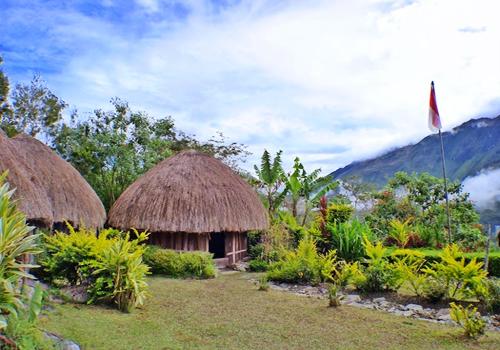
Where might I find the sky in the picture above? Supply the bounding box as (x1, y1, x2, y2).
(1, 0, 500, 175)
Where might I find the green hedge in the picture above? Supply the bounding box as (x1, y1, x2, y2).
(387, 248, 500, 277)
(143, 246, 216, 279)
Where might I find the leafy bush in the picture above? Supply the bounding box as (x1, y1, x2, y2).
(258, 275, 269, 291)
(248, 259, 269, 272)
(326, 203, 353, 225)
(0, 172, 51, 348)
(327, 284, 343, 307)
(89, 234, 150, 313)
(143, 246, 216, 279)
(478, 278, 500, 313)
(354, 239, 398, 293)
(267, 237, 338, 285)
(422, 277, 447, 303)
(449, 302, 485, 339)
(40, 225, 116, 285)
(423, 244, 488, 300)
(453, 224, 486, 251)
(391, 249, 427, 296)
(388, 219, 412, 248)
(323, 220, 372, 262)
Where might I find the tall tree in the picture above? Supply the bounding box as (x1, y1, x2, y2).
(55, 99, 248, 210)
(254, 150, 287, 219)
(1, 74, 67, 138)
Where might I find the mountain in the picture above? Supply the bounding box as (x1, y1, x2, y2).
(329, 115, 500, 186)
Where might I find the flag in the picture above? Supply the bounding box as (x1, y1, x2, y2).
(428, 81, 442, 132)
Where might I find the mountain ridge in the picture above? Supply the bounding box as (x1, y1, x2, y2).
(329, 115, 500, 186)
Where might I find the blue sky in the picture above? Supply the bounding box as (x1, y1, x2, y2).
(1, 0, 499, 174)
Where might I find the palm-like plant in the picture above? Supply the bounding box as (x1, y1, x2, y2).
(0, 171, 40, 330)
(388, 219, 412, 248)
(254, 150, 287, 218)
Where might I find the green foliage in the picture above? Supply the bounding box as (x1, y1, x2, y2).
(248, 259, 269, 272)
(89, 234, 150, 313)
(54, 100, 248, 210)
(0, 172, 41, 333)
(422, 277, 447, 303)
(0, 73, 67, 138)
(391, 250, 427, 296)
(277, 211, 307, 246)
(422, 244, 488, 300)
(365, 172, 481, 248)
(453, 224, 486, 251)
(388, 219, 412, 248)
(327, 283, 343, 307)
(478, 278, 500, 313)
(449, 302, 485, 339)
(142, 246, 216, 279)
(40, 225, 116, 285)
(258, 275, 269, 291)
(326, 203, 353, 225)
(354, 238, 398, 292)
(322, 220, 372, 261)
(253, 150, 287, 218)
(267, 237, 338, 285)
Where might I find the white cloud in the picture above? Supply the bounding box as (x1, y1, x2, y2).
(463, 168, 500, 209)
(8, 0, 500, 174)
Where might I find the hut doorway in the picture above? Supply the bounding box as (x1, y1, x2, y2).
(209, 233, 225, 258)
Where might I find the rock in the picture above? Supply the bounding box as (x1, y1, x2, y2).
(60, 340, 81, 350)
(60, 285, 89, 304)
(373, 297, 386, 303)
(343, 294, 361, 304)
(405, 304, 423, 312)
(436, 308, 451, 319)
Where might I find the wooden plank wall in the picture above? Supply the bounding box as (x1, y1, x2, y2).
(149, 232, 209, 251)
(148, 231, 248, 264)
(225, 232, 248, 264)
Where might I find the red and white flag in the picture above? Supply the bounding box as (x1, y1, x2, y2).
(428, 81, 442, 132)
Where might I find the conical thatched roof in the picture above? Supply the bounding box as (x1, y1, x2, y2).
(108, 150, 268, 233)
(0, 132, 106, 228)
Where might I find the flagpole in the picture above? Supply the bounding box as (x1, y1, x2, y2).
(438, 128, 452, 244)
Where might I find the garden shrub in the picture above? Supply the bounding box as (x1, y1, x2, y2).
(453, 224, 486, 251)
(478, 278, 500, 313)
(422, 277, 447, 303)
(248, 259, 269, 272)
(422, 244, 488, 300)
(89, 234, 150, 313)
(40, 225, 116, 285)
(143, 246, 216, 279)
(267, 237, 338, 285)
(323, 219, 373, 262)
(388, 219, 412, 248)
(354, 239, 399, 293)
(327, 283, 343, 307)
(449, 302, 485, 339)
(326, 203, 353, 225)
(0, 172, 52, 349)
(391, 249, 427, 296)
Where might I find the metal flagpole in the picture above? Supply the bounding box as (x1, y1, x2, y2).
(438, 129, 452, 244)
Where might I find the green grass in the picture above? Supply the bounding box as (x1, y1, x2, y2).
(41, 273, 500, 350)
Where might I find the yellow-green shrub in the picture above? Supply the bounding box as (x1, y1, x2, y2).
(449, 302, 485, 339)
(267, 237, 338, 285)
(143, 246, 216, 279)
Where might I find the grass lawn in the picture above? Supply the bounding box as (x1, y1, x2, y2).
(41, 273, 500, 350)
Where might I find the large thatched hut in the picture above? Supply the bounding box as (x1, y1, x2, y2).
(0, 131, 106, 229)
(108, 150, 268, 264)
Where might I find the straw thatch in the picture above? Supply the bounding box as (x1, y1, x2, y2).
(108, 150, 268, 233)
(0, 132, 106, 228)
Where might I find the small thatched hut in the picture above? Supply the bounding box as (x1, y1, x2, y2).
(0, 132, 106, 229)
(108, 150, 268, 264)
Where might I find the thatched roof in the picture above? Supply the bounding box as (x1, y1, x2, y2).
(108, 150, 268, 233)
(0, 132, 106, 228)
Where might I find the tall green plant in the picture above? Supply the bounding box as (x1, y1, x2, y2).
(324, 220, 372, 261)
(254, 150, 287, 218)
(90, 233, 150, 313)
(0, 171, 40, 331)
(388, 219, 412, 248)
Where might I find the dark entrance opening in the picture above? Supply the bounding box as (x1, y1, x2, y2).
(209, 233, 225, 258)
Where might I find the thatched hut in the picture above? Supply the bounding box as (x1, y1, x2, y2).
(0, 132, 106, 229)
(108, 150, 268, 264)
